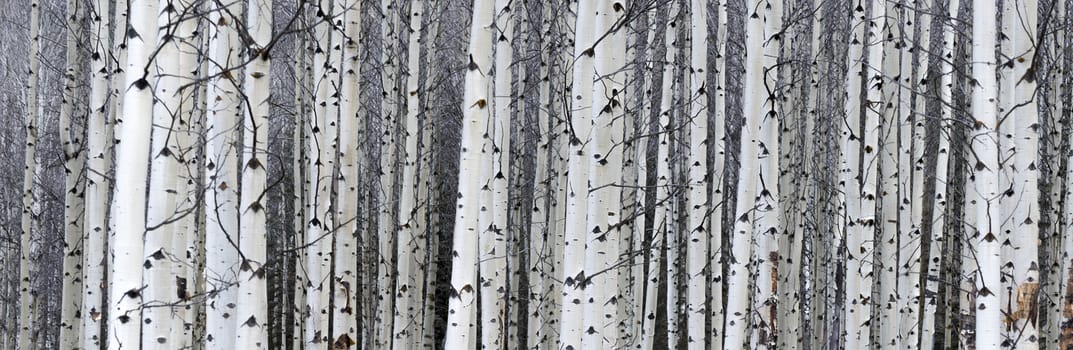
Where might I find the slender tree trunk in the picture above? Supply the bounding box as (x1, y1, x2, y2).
(82, 0, 114, 346)
(306, 0, 336, 345)
(685, 0, 709, 346)
(203, 0, 242, 347)
(710, 0, 728, 347)
(557, 0, 597, 347)
(1008, 1, 1039, 348)
(108, 0, 159, 347)
(376, 1, 400, 346)
(876, 0, 902, 345)
(527, 1, 556, 346)
(752, 1, 781, 347)
(58, 0, 87, 345)
(18, 0, 42, 347)
(332, 1, 362, 348)
(393, 0, 426, 347)
(971, 0, 1001, 346)
(725, 0, 766, 346)
(580, 0, 626, 347)
(444, 0, 495, 346)
(234, 0, 272, 347)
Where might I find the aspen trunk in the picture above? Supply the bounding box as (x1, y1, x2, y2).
(58, 0, 86, 345)
(444, 0, 495, 346)
(82, 0, 113, 346)
(235, 0, 272, 347)
(332, 1, 362, 348)
(710, 0, 728, 346)
(18, 0, 41, 347)
(685, 0, 709, 346)
(376, 1, 400, 346)
(109, 0, 159, 347)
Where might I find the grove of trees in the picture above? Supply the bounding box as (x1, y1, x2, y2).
(2, 0, 1072, 349)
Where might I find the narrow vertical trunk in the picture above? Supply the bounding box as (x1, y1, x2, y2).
(877, 0, 903, 345)
(971, 0, 1002, 347)
(580, 0, 626, 347)
(376, 1, 400, 346)
(1008, 1, 1039, 348)
(527, 1, 555, 346)
(234, 0, 272, 347)
(752, 1, 782, 347)
(82, 0, 113, 346)
(685, 0, 709, 347)
(203, 0, 241, 348)
(654, 5, 681, 347)
(291, 23, 309, 348)
(906, 2, 933, 349)
(393, 0, 425, 347)
(923, 1, 958, 348)
(108, 0, 159, 347)
(58, 0, 87, 345)
(305, 0, 336, 345)
(333, 1, 362, 348)
(557, 0, 597, 347)
(839, 1, 869, 347)
(710, 0, 728, 346)
(724, 0, 766, 346)
(18, 0, 41, 347)
(444, 0, 495, 346)
(478, 0, 513, 347)
(142, 0, 197, 345)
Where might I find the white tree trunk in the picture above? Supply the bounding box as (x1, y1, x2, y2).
(557, 0, 597, 348)
(903, 2, 932, 348)
(108, 0, 158, 347)
(18, 0, 41, 347)
(332, 0, 362, 349)
(725, 0, 765, 346)
(1008, 1, 1039, 348)
(305, 0, 336, 346)
(839, 1, 868, 347)
(82, 0, 113, 346)
(58, 0, 86, 345)
(478, 0, 513, 346)
(877, 0, 901, 345)
(922, 2, 957, 348)
(444, 0, 495, 346)
(203, 1, 242, 348)
(376, 1, 400, 346)
(527, 1, 556, 346)
(142, 0, 197, 346)
(710, 0, 728, 346)
(752, 1, 781, 347)
(971, 0, 1002, 346)
(234, 0, 272, 347)
(686, 0, 709, 347)
(393, 0, 425, 347)
(581, 0, 626, 347)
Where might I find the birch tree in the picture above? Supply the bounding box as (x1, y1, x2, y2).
(971, 0, 1002, 347)
(58, 0, 86, 345)
(82, 0, 113, 346)
(108, 0, 159, 347)
(18, 0, 42, 347)
(334, 0, 362, 348)
(203, 0, 242, 347)
(444, 0, 495, 346)
(685, 0, 710, 346)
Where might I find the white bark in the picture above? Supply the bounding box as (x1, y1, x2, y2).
(376, 1, 400, 346)
(527, 1, 556, 346)
(877, 0, 901, 345)
(18, 0, 41, 347)
(752, 1, 781, 347)
(478, 0, 513, 346)
(686, 0, 709, 347)
(235, 0, 272, 347)
(305, 0, 336, 345)
(393, 0, 425, 347)
(444, 0, 495, 346)
(109, 0, 158, 347)
(1008, 1, 1039, 348)
(203, 1, 242, 348)
(82, 0, 113, 346)
(59, 0, 86, 345)
(710, 0, 728, 346)
(971, 0, 1002, 347)
(922, 2, 957, 348)
(333, 0, 362, 348)
(557, 0, 597, 348)
(725, 0, 765, 346)
(839, 1, 867, 347)
(142, 0, 197, 346)
(903, 1, 931, 348)
(581, 0, 626, 347)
